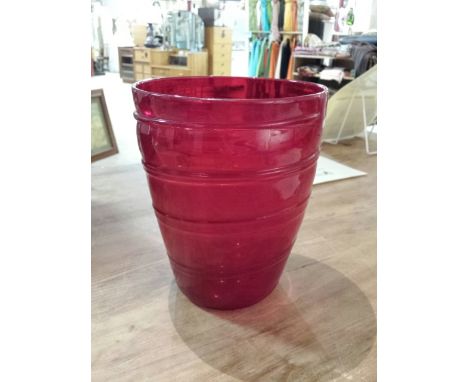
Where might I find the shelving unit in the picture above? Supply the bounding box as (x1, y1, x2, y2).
(133, 47, 208, 80)
(293, 53, 355, 91)
(293, 71, 354, 81)
(205, 27, 232, 76)
(246, 0, 361, 85)
(247, 0, 311, 78)
(118, 47, 134, 83)
(248, 0, 310, 42)
(293, 54, 352, 60)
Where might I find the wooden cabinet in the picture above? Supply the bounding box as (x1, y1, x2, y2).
(151, 66, 190, 77)
(133, 47, 152, 81)
(118, 47, 134, 83)
(133, 48, 208, 80)
(134, 48, 151, 62)
(205, 27, 232, 76)
(206, 27, 232, 45)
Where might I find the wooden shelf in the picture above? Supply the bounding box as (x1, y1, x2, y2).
(151, 64, 191, 71)
(133, 48, 208, 80)
(294, 54, 352, 60)
(293, 71, 354, 81)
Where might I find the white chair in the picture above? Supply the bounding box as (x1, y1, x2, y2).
(321, 65, 377, 155)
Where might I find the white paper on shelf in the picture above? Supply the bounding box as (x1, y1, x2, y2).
(319, 68, 344, 83)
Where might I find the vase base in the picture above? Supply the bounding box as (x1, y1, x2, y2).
(170, 256, 288, 310)
(177, 280, 280, 310)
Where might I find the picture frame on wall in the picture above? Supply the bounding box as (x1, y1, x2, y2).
(91, 89, 118, 162)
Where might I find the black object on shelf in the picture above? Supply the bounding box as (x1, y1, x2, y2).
(93, 57, 109, 76)
(169, 55, 188, 66)
(198, 7, 221, 27)
(339, 34, 377, 47)
(144, 23, 163, 48)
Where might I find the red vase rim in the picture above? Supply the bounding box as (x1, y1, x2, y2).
(132, 76, 328, 104)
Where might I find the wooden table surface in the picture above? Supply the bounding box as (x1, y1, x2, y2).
(92, 138, 376, 382)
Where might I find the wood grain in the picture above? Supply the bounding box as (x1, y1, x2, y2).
(92, 138, 376, 382)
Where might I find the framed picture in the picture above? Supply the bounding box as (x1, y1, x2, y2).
(91, 89, 118, 162)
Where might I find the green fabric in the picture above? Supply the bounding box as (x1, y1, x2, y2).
(267, 0, 273, 26)
(264, 41, 273, 78)
(256, 39, 267, 77)
(249, 0, 258, 31)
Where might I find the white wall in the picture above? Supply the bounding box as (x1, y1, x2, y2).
(351, 0, 377, 32)
(325, 0, 377, 33)
(369, 0, 377, 30)
(101, 0, 200, 24)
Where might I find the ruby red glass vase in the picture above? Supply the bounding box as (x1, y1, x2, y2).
(132, 76, 328, 309)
